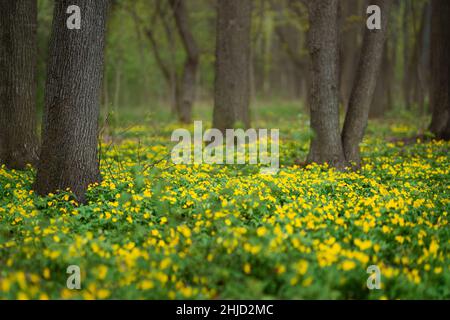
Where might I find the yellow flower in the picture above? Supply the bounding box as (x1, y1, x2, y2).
(160, 258, 171, 269)
(17, 292, 29, 300)
(39, 293, 49, 300)
(354, 239, 372, 251)
(276, 264, 286, 275)
(395, 236, 405, 244)
(97, 265, 108, 280)
(1, 279, 11, 292)
(302, 277, 313, 287)
(178, 225, 191, 238)
(139, 280, 154, 290)
(43, 268, 51, 280)
(97, 289, 110, 299)
(429, 240, 439, 256)
(341, 260, 356, 271)
(296, 260, 309, 275)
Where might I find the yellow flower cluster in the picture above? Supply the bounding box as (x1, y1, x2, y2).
(0, 120, 448, 299)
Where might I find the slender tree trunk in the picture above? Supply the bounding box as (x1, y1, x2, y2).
(271, 0, 308, 103)
(339, 0, 363, 110)
(342, 0, 392, 167)
(130, 3, 152, 106)
(213, 0, 252, 131)
(417, 2, 431, 116)
(429, 0, 450, 138)
(0, 0, 39, 169)
(159, 8, 180, 114)
(102, 58, 110, 116)
(370, 43, 392, 118)
(306, 0, 347, 169)
(35, 0, 109, 203)
(170, 0, 200, 124)
(402, 0, 412, 109)
(410, 2, 427, 113)
(113, 57, 122, 114)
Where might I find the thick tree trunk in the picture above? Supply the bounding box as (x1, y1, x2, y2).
(342, 0, 392, 167)
(0, 0, 39, 169)
(213, 0, 252, 131)
(35, 0, 109, 203)
(429, 0, 450, 139)
(170, 0, 200, 124)
(306, 0, 347, 169)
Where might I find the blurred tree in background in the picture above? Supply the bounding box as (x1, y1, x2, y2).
(30, 0, 438, 129)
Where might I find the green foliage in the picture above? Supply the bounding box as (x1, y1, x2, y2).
(0, 114, 449, 299)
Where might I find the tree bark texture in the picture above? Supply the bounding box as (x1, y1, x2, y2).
(213, 0, 252, 132)
(0, 0, 39, 169)
(429, 0, 450, 139)
(35, 0, 109, 203)
(306, 0, 347, 169)
(170, 0, 200, 124)
(342, 0, 392, 166)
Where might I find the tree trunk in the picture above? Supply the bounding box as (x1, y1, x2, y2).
(402, 0, 412, 109)
(369, 43, 392, 118)
(339, 0, 363, 110)
(35, 0, 109, 203)
(130, 3, 152, 107)
(429, 0, 450, 139)
(170, 0, 200, 124)
(0, 0, 39, 169)
(410, 2, 427, 114)
(306, 0, 347, 169)
(213, 0, 252, 131)
(113, 56, 122, 114)
(342, 0, 392, 167)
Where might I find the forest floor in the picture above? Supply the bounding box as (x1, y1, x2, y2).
(0, 104, 449, 299)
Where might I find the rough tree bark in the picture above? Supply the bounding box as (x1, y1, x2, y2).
(429, 0, 450, 139)
(170, 0, 200, 124)
(306, 0, 347, 169)
(342, 0, 392, 167)
(213, 0, 252, 131)
(35, 0, 109, 203)
(0, 0, 39, 169)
